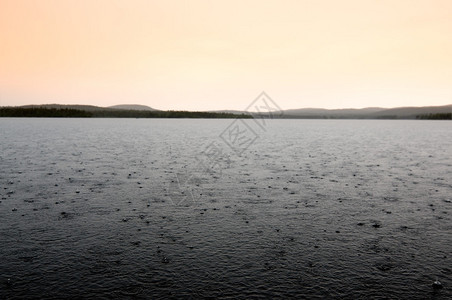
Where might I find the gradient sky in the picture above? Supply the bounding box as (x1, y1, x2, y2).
(1, 0, 451, 111)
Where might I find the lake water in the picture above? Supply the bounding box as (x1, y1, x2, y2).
(1, 118, 451, 299)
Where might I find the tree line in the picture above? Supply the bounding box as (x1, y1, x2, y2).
(0, 107, 252, 119)
(416, 113, 452, 120)
(0, 107, 92, 117)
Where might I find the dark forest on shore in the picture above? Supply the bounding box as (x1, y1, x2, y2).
(0, 107, 252, 119)
(1, 106, 452, 119)
(416, 113, 452, 120)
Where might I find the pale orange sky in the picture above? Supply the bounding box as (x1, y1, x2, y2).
(1, 0, 451, 110)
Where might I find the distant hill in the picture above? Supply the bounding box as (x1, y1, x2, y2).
(3, 103, 451, 119)
(20, 104, 159, 112)
(278, 105, 452, 119)
(20, 104, 111, 112)
(282, 107, 386, 118)
(2, 105, 250, 119)
(212, 107, 388, 118)
(369, 105, 452, 119)
(108, 104, 158, 111)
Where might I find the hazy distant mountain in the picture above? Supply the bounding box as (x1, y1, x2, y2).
(369, 105, 452, 119)
(20, 104, 112, 112)
(10, 103, 452, 119)
(20, 104, 159, 112)
(211, 107, 387, 118)
(108, 104, 158, 111)
(278, 105, 452, 119)
(282, 107, 386, 118)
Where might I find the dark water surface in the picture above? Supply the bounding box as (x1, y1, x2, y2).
(1, 118, 451, 299)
